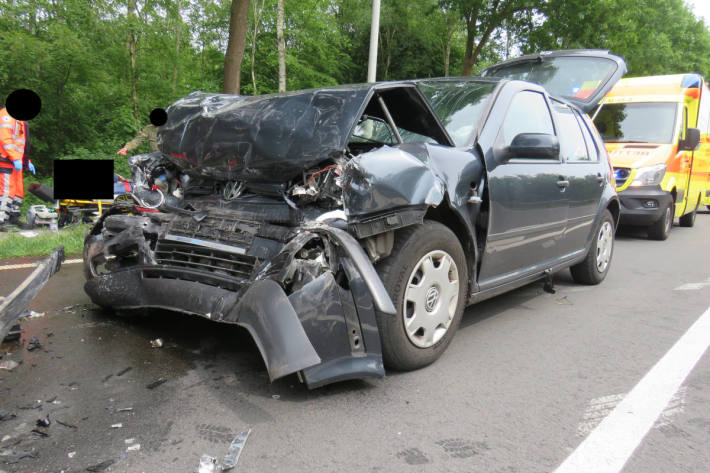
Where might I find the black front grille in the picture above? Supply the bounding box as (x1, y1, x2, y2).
(167, 211, 258, 248)
(154, 240, 257, 281)
(613, 167, 631, 188)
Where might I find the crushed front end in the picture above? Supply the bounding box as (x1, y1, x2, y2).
(84, 191, 397, 388)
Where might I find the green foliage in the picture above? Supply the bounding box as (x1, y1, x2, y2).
(1, 0, 709, 181)
(0, 223, 89, 259)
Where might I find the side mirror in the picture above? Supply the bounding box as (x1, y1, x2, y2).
(501, 133, 560, 162)
(679, 127, 700, 151)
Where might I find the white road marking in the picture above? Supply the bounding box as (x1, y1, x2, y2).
(555, 305, 710, 473)
(0, 258, 82, 271)
(674, 277, 710, 290)
(576, 388, 687, 436)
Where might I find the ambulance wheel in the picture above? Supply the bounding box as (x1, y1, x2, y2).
(648, 203, 673, 240)
(679, 197, 699, 227)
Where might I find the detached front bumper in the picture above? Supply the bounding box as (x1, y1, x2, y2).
(617, 186, 674, 226)
(84, 220, 395, 389)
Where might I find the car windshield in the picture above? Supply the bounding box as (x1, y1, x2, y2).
(485, 56, 617, 103)
(593, 102, 677, 143)
(417, 80, 496, 147)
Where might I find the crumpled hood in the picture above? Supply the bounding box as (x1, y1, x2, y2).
(159, 89, 372, 182)
(605, 143, 674, 168)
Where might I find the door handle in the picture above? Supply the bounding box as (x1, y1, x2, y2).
(557, 179, 570, 188)
(597, 172, 604, 183)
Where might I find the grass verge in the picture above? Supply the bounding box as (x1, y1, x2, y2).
(0, 224, 89, 260)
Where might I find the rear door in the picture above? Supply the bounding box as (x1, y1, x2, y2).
(552, 100, 607, 258)
(481, 50, 627, 114)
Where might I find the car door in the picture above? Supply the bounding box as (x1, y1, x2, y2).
(552, 101, 606, 258)
(477, 87, 569, 289)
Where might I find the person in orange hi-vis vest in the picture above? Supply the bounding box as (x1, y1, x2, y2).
(0, 106, 36, 230)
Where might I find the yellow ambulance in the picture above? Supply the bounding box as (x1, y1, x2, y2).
(593, 74, 710, 239)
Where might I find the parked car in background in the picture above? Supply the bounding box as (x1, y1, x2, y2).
(83, 50, 624, 388)
(592, 74, 709, 239)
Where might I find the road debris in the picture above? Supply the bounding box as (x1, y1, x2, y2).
(116, 366, 132, 376)
(30, 428, 48, 437)
(116, 407, 133, 413)
(56, 419, 78, 429)
(36, 415, 50, 427)
(150, 338, 163, 348)
(68, 451, 76, 458)
(22, 310, 45, 319)
(26, 336, 42, 351)
(86, 459, 115, 471)
(124, 438, 135, 444)
(146, 377, 167, 389)
(101, 374, 113, 383)
(221, 429, 252, 471)
(271, 395, 280, 400)
(0, 360, 18, 371)
(198, 454, 217, 473)
(110, 423, 123, 428)
(0, 448, 37, 463)
(17, 400, 42, 409)
(126, 443, 141, 452)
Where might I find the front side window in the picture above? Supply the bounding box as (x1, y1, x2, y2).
(593, 102, 677, 144)
(500, 90, 555, 147)
(418, 80, 497, 147)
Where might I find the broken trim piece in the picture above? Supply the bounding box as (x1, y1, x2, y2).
(0, 247, 64, 341)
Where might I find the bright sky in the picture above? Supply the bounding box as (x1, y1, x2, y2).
(686, 0, 710, 26)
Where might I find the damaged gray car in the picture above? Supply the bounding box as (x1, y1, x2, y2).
(83, 50, 626, 388)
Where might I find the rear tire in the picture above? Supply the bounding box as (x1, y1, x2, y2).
(570, 210, 615, 285)
(647, 202, 673, 240)
(374, 221, 468, 371)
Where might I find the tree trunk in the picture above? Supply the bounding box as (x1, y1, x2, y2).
(127, 0, 139, 125)
(277, 0, 286, 93)
(444, 41, 451, 77)
(461, 13, 477, 76)
(223, 0, 250, 94)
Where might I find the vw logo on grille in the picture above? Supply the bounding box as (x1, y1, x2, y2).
(425, 286, 439, 312)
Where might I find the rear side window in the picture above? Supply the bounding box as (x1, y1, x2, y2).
(500, 91, 555, 146)
(578, 116, 600, 161)
(553, 103, 590, 161)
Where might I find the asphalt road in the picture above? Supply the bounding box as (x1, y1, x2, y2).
(1, 214, 710, 473)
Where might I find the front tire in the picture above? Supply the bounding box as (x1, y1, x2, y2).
(570, 210, 615, 285)
(647, 202, 673, 240)
(375, 221, 468, 371)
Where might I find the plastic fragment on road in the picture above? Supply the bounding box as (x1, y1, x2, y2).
(150, 338, 163, 348)
(116, 366, 132, 376)
(116, 407, 133, 412)
(198, 454, 217, 473)
(68, 451, 76, 458)
(24, 310, 45, 318)
(26, 336, 42, 351)
(86, 459, 115, 472)
(146, 377, 167, 389)
(36, 415, 50, 427)
(56, 419, 77, 429)
(126, 443, 140, 452)
(0, 360, 18, 371)
(221, 429, 251, 471)
(124, 438, 135, 444)
(111, 423, 122, 428)
(18, 231, 38, 238)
